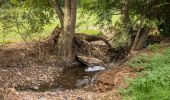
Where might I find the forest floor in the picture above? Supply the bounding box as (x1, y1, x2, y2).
(0, 40, 169, 100)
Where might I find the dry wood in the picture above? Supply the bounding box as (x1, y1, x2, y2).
(77, 56, 104, 66)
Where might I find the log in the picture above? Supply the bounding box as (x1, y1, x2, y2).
(76, 55, 104, 67)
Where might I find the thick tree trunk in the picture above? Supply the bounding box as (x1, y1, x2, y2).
(57, 0, 77, 63)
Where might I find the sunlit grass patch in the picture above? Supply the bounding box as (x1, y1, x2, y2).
(77, 29, 100, 35)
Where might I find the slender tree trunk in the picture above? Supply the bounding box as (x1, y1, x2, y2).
(130, 26, 150, 52)
(130, 17, 143, 52)
(134, 26, 150, 50)
(122, 0, 130, 26)
(57, 0, 77, 63)
(53, 0, 64, 28)
(130, 28, 142, 52)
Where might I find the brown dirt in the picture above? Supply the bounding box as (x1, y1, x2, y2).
(0, 42, 143, 100)
(0, 65, 141, 100)
(0, 42, 64, 89)
(84, 66, 143, 93)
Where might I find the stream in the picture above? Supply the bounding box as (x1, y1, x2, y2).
(18, 65, 105, 92)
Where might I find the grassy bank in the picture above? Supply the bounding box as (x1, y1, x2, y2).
(123, 44, 170, 100)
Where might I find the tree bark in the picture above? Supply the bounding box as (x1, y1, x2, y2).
(130, 26, 150, 52)
(53, 0, 64, 28)
(134, 26, 150, 50)
(57, 0, 77, 63)
(130, 28, 142, 52)
(122, 0, 130, 26)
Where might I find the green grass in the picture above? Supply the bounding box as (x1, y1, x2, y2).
(147, 44, 161, 52)
(0, 8, 120, 43)
(77, 29, 101, 35)
(122, 45, 170, 100)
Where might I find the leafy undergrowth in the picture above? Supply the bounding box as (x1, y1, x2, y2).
(122, 44, 170, 100)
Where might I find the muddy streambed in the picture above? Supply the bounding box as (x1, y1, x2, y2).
(0, 43, 107, 94)
(15, 65, 105, 92)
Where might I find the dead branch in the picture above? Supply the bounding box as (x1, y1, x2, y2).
(75, 34, 113, 49)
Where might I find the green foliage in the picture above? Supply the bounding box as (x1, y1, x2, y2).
(0, 0, 169, 45)
(80, 0, 166, 49)
(111, 31, 130, 48)
(123, 47, 170, 100)
(0, 8, 104, 43)
(81, 0, 121, 24)
(0, 0, 56, 42)
(78, 30, 100, 35)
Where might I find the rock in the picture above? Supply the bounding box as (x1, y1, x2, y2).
(26, 77, 31, 81)
(77, 97, 84, 100)
(23, 96, 33, 100)
(17, 72, 22, 76)
(39, 74, 48, 81)
(87, 94, 93, 100)
(48, 92, 56, 96)
(1, 70, 7, 72)
(9, 88, 16, 95)
(30, 85, 39, 90)
(38, 96, 47, 100)
(76, 78, 90, 87)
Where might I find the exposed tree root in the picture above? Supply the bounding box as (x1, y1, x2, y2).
(47, 27, 114, 63)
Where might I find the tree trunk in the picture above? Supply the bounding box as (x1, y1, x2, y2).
(121, 0, 130, 26)
(130, 28, 142, 52)
(57, 0, 77, 63)
(53, 0, 64, 28)
(130, 26, 150, 52)
(134, 26, 150, 51)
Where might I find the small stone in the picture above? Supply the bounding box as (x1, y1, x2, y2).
(23, 96, 33, 100)
(26, 77, 31, 81)
(77, 97, 84, 100)
(87, 94, 93, 100)
(17, 72, 22, 75)
(30, 85, 39, 90)
(38, 96, 47, 100)
(15, 92, 19, 95)
(2, 69, 7, 72)
(49, 92, 56, 96)
(9, 88, 16, 95)
(39, 74, 48, 81)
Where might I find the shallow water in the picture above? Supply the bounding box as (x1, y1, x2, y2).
(17, 65, 103, 92)
(85, 66, 105, 72)
(56, 66, 96, 90)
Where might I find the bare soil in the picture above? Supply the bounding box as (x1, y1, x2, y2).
(0, 41, 142, 100)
